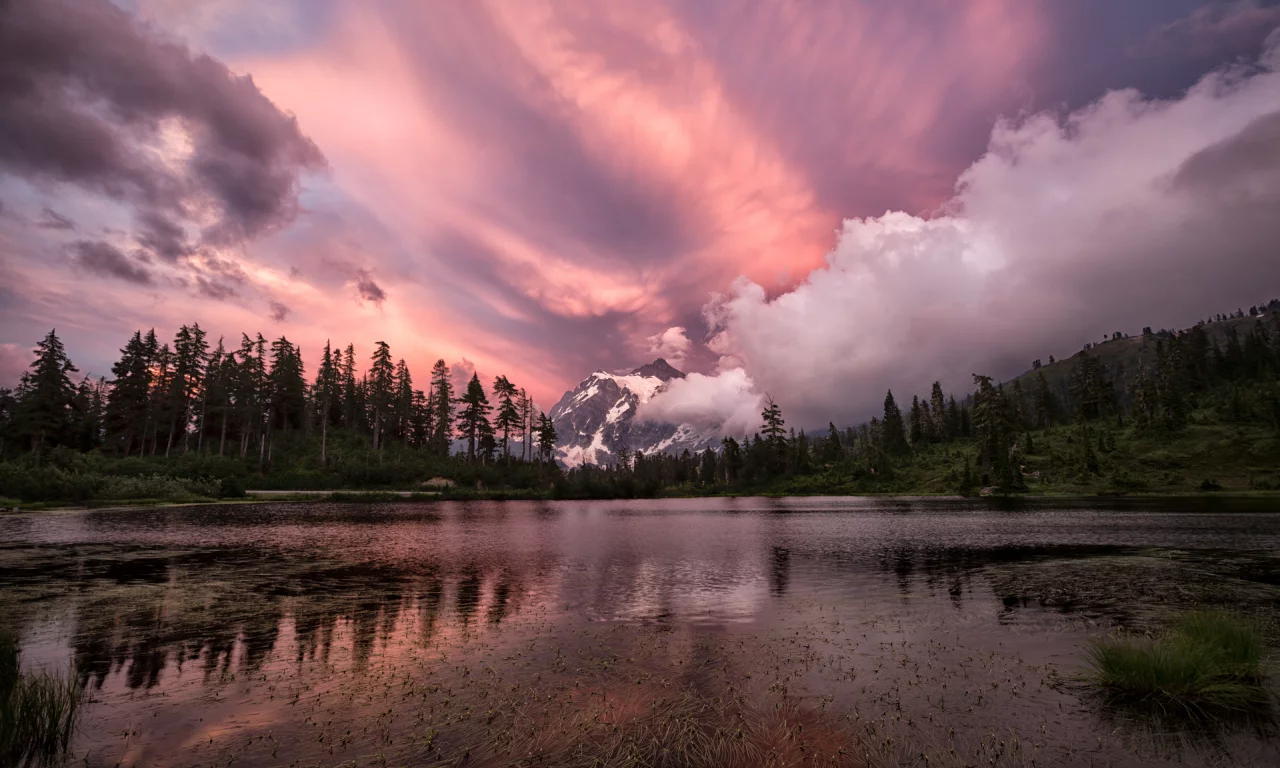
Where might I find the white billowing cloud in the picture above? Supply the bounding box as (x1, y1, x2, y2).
(647, 45, 1280, 431)
(645, 326, 693, 365)
(637, 367, 763, 437)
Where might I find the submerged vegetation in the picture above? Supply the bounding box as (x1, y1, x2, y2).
(0, 634, 84, 768)
(0, 304, 1278, 503)
(1087, 611, 1271, 717)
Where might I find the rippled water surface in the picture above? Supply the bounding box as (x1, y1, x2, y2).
(3, 497, 1279, 767)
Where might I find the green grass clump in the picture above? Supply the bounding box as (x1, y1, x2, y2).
(1087, 611, 1269, 715)
(0, 633, 84, 767)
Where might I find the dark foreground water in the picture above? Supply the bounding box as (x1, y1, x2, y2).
(2, 497, 1279, 767)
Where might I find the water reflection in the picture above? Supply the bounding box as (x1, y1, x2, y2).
(0, 498, 1277, 767)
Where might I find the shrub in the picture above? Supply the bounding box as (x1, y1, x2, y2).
(1087, 611, 1269, 715)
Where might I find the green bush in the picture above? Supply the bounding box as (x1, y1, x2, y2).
(0, 463, 220, 503)
(1087, 611, 1268, 715)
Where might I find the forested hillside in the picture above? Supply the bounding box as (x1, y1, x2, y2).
(1, 302, 1278, 504)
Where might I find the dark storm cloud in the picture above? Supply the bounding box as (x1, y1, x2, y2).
(269, 301, 291, 322)
(356, 271, 386, 306)
(0, 0, 325, 265)
(70, 240, 153, 285)
(196, 277, 238, 301)
(37, 207, 74, 230)
(1172, 109, 1280, 190)
(1131, 0, 1280, 59)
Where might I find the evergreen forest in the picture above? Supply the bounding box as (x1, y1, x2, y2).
(2, 303, 1279, 505)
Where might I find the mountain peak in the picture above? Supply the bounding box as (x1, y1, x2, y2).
(630, 358, 685, 381)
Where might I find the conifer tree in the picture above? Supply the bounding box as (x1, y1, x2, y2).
(536, 411, 558, 464)
(105, 330, 154, 455)
(340, 344, 359, 430)
(760, 396, 787, 473)
(148, 341, 173, 455)
(971, 375, 1021, 489)
(73, 375, 106, 450)
(394, 359, 414, 443)
(1031, 372, 1058, 429)
(15, 330, 80, 451)
(881, 390, 910, 455)
(492, 375, 521, 459)
(1008, 378, 1026, 432)
(929, 382, 947, 441)
(429, 360, 454, 456)
(517, 388, 533, 461)
(908, 395, 925, 445)
(456, 373, 493, 461)
(822, 422, 842, 463)
(200, 337, 228, 455)
(946, 395, 961, 439)
(367, 341, 395, 450)
(163, 324, 208, 455)
(233, 334, 267, 459)
(314, 341, 339, 464)
(268, 337, 306, 436)
(410, 387, 431, 446)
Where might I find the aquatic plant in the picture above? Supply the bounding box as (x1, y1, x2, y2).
(1087, 610, 1270, 715)
(0, 633, 85, 767)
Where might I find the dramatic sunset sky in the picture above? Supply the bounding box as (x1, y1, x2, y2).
(3, 0, 1280, 427)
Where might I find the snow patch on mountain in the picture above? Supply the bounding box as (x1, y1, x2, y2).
(549, 358, 719, 468)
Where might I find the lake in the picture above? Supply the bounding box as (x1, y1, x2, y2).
(2, 497, 1279, 767)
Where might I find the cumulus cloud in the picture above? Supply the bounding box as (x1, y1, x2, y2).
(0, 0, 324, 275)
(448, 358, 477, 394)
(646, 43, 1280, 431)
(637, 367, 763, 438)
(645, 326, 692, 365)
(69, 240, 154, 285)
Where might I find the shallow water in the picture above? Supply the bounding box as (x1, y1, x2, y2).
(2, 496, 1279, 767)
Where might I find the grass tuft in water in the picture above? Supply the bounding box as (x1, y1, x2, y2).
(1, 633, 85, 767)
(1087, 610, 1269, 715)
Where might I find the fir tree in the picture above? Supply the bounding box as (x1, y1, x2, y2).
(340, 344, 359, 430)
(535, 411, 558, 464)
(393, 359, 414, 442)
(881, 390, 910, 455)
(268, 338, 306, 435)
(105, 330, 154, 455)
(456, 373, 493, 461)
(314, 341, 339, 464)
(429, 360, 454, 457)
(15, 330, 80, 451)
(367, 341, 395, 450)
(492, 375, 521, 459)
(929, 382, 947, 441)
(163, 324, 208, 455)
(1031, 372, 1058, 429)
(908, 395, 925, 445)
(760, 396, 787, 473)
(971, 375, 1021, 490)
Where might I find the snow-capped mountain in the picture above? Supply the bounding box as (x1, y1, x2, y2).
(549, 358, 718, 467)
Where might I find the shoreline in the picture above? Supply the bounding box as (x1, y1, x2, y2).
(6, 488, 1280, 514)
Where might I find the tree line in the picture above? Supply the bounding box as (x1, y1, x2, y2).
(0, 326, 558, 467)
(554, 306, 1280, 497)
(2, 303, 1278, 500)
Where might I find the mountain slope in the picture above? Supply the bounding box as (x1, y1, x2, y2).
(549, 358, 717, 467)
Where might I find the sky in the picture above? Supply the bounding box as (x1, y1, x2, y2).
(2, 0, 1280, 428)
